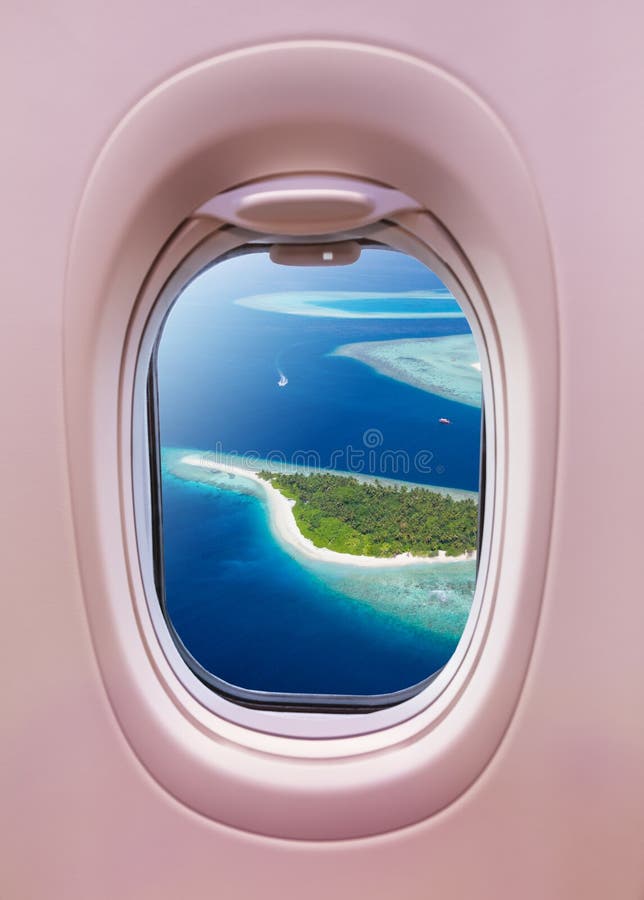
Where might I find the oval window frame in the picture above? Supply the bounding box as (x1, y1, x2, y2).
(63, 41, 558, 840)
(132, 216, 494, 731)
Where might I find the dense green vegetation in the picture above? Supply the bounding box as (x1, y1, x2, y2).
(257, 472, 478, 558)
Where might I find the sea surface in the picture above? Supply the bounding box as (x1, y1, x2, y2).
(157, 249, 482, 697)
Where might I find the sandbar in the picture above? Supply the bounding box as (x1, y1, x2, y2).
(234, 290, 465, 319)
(332, 334, 482, 407)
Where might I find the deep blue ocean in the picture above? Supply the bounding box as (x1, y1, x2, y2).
(157, 250, 481, 697)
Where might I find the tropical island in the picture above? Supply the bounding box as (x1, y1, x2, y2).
(257, 471, 478, 559)
(171, 452, 478, 567)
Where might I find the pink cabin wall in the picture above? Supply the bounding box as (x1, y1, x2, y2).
(1, 2, 643, 897)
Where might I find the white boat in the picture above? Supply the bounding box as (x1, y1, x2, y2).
(277, 374, 288, 387)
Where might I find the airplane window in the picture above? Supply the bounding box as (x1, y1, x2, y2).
(148, 243, 484, 709)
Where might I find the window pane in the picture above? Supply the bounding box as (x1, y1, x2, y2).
(154, 246, 482, 701)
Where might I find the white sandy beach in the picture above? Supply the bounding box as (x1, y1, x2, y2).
(180, 453, 476, 569)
